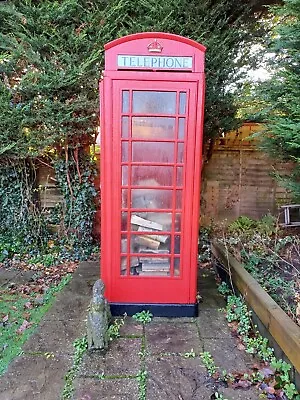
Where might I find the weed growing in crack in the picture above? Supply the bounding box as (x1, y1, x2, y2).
(132, 310, 153, 324)
(200, 351, 218, 376)
(137, 369, 147, 400)
(213, 392, 229, 400)
(182, 349, 196, 358)
(61, 336, 88, 399)
(108, 314, 127, 341)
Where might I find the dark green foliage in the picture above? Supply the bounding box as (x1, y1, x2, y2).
(0, 0, 269, 256)
(0, 0, 268, 155)
(255, 0, 300, 200)
(223, 217, 299, 324)
(0, 160, 50, 261)
(53, 154, 98, 257)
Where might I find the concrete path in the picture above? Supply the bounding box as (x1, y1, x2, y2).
(0, 262, 261, 400)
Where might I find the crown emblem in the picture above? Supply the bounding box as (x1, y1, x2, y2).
(147, 39, 163, 53)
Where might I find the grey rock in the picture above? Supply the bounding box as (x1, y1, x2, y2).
(86, 279, 111, 350)
(34, 296, 44, 306)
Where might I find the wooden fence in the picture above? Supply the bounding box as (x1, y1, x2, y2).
(200, 122, 292, 225)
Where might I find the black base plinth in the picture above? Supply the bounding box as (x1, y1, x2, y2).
(109, 302, 198, 317)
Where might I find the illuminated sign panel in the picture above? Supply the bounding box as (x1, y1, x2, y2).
(117, 55, 193, 70)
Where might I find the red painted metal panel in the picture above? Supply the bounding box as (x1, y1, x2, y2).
(100, 33, 205, 306)
(104, 32, 205, 73)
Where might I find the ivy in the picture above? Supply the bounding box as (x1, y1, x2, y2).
(0, 160, 50, 260)
(53, 153, 98, 258)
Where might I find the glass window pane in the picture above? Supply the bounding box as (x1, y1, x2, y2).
(122, 189, 128, 208)
(131, 212, 172, 231)
(132, 234, 171, 253)
(177, 143, 184, 163)
(132, 117, 175, 139)
(121, 256, 127, 275)
(121, 116, 129, 138)
(176, 190, 182, 209)
(122, 166, 128, 185)
(121, 142, 128, 162)
(178, 118, 185, 140)
(122, 90, 129, 113)
(132, 166, 173, 186)
(121, 235, 128, 253)
(175, 213, 181, 232)
(176, 167, 183, 186)
(121, 212, 128, 231)
(174, 235, 181, 254)
(179, 92, 187, 114)
(130, 256, 141, 275)
(132, 142, 174, 163)
(131, 256, 170, 276)
(132, 91, 176, 114)
(174, 257, 180, 276)
(131, 189, 172, 209)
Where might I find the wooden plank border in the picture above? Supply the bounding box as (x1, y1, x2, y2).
(212, 241, 300, 374)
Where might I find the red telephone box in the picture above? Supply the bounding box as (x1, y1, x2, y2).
(100, 32, 205, 316)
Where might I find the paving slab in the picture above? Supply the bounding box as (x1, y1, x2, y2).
(0, 353, 72, 400)
(79, 338, 141, 377)
(197, 309, 231, 339)
(146, 354, 213, 400)
(220, 386, 261, 399)
(73, 377, 139, 400)
(1, 269, 36, 287)
(119, 318, 144, 337)
(43, 262, 98, 321)
(145, 321, 201, 355)
(198, 291, 226, 310)
(198, 269, 226, 310)
(22, 318, 86, 355)
(152, 317, 196, 324)
(0, 268, 21, 287)
(0, 261, 99, 400)
(202, 337, 254, 372)
(42, 293, 91, 321)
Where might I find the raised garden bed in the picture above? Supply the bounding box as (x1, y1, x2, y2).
(212, 241, 300, 389)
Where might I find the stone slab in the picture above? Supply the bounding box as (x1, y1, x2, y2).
(77, 261, 100, 276)
(79, 338, 141, 377)
(220, 387, 261, 399)
(146, 354, 213, 400)
(43, 293, 91, 321)
(0, 269, 20, 287)
(145, 322, 201, 355)
(0, 260, 98, 400)
(1, 270, 36, 288)
(22, 318, 86, 355)
(198, 291, 226, 310)
(197, 309, 230, 339)
(0, 353, 72, 400)
(152, 317, 196, 324)
(202, 338, 253, 372)
(197, 269, 226, 310)
(73, 377, 139, 400)
(42, 262, 98, 321)
(119, 318, 144, 337)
